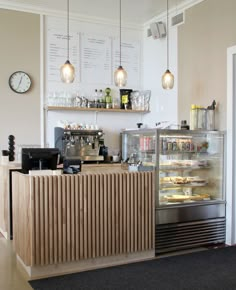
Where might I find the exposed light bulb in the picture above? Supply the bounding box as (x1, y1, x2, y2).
(60, 60, 75, 83)
(114, 65, 127, 87)
(162, 69, 174, 89)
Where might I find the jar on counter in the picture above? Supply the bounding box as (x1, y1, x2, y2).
(197, 107, 207, 129)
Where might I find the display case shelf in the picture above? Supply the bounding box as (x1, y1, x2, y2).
(160, 150, 209, 155)
(159, 165, 210, 171)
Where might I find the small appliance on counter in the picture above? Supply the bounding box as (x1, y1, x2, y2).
(63, 158, 81, 174)
(55, 127, 105, 162)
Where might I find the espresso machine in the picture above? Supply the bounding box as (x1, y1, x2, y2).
(54, 127, 105, 162)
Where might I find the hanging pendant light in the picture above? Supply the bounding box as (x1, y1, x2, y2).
(114, 0, 127, 87)
(162, 0, 174, 89)
(60, 0, 75, 83)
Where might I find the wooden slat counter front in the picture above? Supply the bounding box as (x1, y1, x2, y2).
(12, 166, 155, 279)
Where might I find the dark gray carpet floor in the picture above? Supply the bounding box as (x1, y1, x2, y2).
(29, 246, 236, 290)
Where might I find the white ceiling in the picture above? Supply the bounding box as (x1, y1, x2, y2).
(0, 0, 188, 25)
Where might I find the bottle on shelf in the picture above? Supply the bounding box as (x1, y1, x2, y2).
(94, 89, 98, 108)
(98, 89, 105, 108)
(105, 87, 112, 109)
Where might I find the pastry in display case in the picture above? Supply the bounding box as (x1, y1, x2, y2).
(121, 128, 226, 254)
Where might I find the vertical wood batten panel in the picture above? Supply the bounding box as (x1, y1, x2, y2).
(127, 173, 131, 253)
(66, 176, 71, 262)
(87, 174, 92, 258)
(38, 177, 44, 265)
(61, 176, 66, 262)
(134, 173, 138, 252)
(152, 172, 155, 248)
(116, 173, 121, 255)
(74, 176, 79, 260)
(44, 176, 49, 265)
(31, 177, 36, 266)
(118, 173, 123, 254)
(144, 172, 148, 250)
(137, 173, 142, 252)
(144, 172, 150, 249)
(111, 173, 115, 256)
(130, 173, 134, 253)
(99, 174, 104, 257)
(70, 176, 75, 261)
(79, 175, 84, 259)
(103, 174, 108, 257)
(34, 177, 40, 265)
(123, 173, 127, 254)
(91, 174, 96, 258)
(148, 172, 152, 249)
(84, 174, 89, 259)
(57, 176, 62, 264)
(53, 176, 58, 264)
(95, 174, 100, 257)
(141, 173, 145, 251)
(107, 174, 112, 256)
(48, 176, 53, 264)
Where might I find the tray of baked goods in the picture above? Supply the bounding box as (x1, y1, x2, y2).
(161, 193, 211, 203)
(160, 176, 208, 187)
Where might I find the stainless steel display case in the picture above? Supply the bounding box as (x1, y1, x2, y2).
(121, 129, 226, 253)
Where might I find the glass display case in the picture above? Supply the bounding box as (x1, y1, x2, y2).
(121, 129, 226, 253)
(158, 130, 225, 207)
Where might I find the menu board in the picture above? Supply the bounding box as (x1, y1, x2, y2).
(81, 34, 112, 84)
(46, 25, 141, 87)
(47, 28, 80, 82)
(113, 38, 141, 87)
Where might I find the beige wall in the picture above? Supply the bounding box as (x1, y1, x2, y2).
(0, 9, 40, 157)
(178, 0, 236, 130)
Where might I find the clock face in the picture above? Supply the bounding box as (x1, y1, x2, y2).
(9, 71, 32, 93)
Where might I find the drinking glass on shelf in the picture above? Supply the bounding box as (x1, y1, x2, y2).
(143, 90, 151, 111)
(112, 98, 120, 109)
(47, 92, 54, 106)
(130, 91, 139, 110)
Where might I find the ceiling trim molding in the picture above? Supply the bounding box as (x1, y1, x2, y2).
(0, 1, 143, 31)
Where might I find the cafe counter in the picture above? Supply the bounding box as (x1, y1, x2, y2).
(12, 165, 155, 279)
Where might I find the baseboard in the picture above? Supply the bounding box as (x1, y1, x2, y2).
(17, 250, 155, 280)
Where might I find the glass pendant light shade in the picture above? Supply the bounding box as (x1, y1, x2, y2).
(60, 60, 75, 83)
(60, 0, 75, 83)
(162, 69, 174, 89)
(114, 65, 127, 87)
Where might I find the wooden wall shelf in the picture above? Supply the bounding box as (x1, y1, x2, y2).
(46, 106, 150, 113)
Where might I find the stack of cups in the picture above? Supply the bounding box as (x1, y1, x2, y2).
(1, 150, 9, 165)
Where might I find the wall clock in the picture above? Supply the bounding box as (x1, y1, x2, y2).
(9, 71, 32, 94)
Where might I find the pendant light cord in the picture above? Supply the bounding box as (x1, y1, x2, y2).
(119, 0, 122, 66)
(67, 0, 70, 61)
(167, 0, 169, 70)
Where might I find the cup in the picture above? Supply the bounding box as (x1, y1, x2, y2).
(1, 150, 9, 165)
(206, 109, 215, 130)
